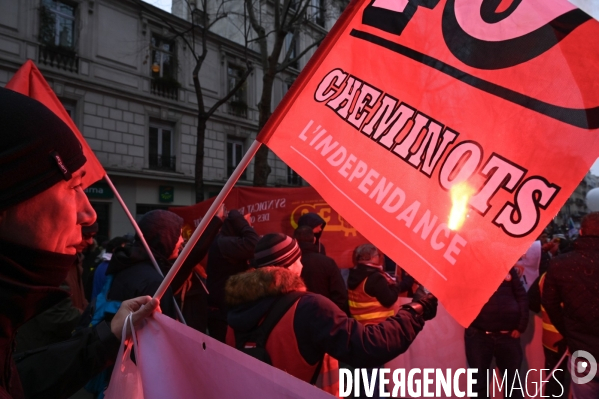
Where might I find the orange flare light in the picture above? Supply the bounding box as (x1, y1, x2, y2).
(448, 182, 475, 231)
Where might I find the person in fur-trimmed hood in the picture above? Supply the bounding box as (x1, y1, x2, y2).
(225, 233, 438, 396)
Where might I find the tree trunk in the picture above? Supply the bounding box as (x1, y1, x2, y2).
(194, 117, 207, 203)
(252, 69, 276, 186)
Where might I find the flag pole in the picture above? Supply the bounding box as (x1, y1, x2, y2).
(104, 174, 187, 325)
(153, 139, 263, 301)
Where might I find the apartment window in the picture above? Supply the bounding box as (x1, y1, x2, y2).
(227, 65, 248, 118)
(287, 166, 302, 186)
(227, 138, 246, 179)
(311, 0, 325, 27)
(61, 99, 76, 122)
(285, 33, 298, 69)
(149, 123, 176, 172)
(38, 0, 78, 73)
(39, 0, 75, 48)
(150, 34, 179, 100)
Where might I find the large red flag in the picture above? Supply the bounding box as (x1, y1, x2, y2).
(257, 0, 599, 326)
(6, 60, 105, 188)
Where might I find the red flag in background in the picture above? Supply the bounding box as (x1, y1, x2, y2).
(171, 186, 369, 269)
(6, 60, 105, 188)
(256, 0, 599, 326)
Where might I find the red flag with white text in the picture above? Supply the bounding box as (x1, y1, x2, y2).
(257, 0, 599, 326)
(6, 60, 105, 188)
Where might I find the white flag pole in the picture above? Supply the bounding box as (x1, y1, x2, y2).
(103, 174, 186, 325)
(153, 139, 263, 301)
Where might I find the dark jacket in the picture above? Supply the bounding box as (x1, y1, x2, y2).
(0, 239, 119, 399)
(15, 295, 80, 354)
(470, 268, 529, 333)
(542, 235, 599, 359)
(226, 267, 425, 368)
(107, 245, 177, 319)
(15, 322, 119, 399)
(106, 210, 185, 320)
(207, 210, 259, 313)
(297, 213, 327, 255)
(347, 264, 402, 308)
(173, 217, 223, 332)
(299, 241, 349, 315)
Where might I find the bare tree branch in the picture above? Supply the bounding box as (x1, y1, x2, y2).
(276, 34, 321, 72)
(245, 0, 269, 68)
(207, 62, 254, 117)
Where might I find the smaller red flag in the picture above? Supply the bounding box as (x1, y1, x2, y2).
(6, 60, 105, 188)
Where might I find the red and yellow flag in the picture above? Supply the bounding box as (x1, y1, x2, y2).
(258, 0, 599, 326)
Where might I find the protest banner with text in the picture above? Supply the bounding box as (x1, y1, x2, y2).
(256, 0, 599, 326)
(170, 186, 369, 269)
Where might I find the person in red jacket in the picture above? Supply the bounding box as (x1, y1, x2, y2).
(225, 233, 437, 397)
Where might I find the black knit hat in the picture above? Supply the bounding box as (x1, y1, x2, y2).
(0, 87, 86, 211)
(254, 233, 301, 268)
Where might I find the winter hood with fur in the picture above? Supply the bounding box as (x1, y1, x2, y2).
(225, 267, 306, 333)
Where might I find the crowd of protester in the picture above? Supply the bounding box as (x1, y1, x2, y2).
(1, 87, 597, 399)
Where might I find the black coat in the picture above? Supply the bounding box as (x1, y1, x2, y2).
(206, 210, 259, 313)
(106, 210, 188, 321)
(0, 239, 119, 399)
(299, 241, 349, 315)
(542, 235, 599, 359)
(173, 217, 223, 332)
(470, 268, 529, 333)
(15, 322, 119, 399)
(106, 216, 223, 325)
(107, 246, 177, 319)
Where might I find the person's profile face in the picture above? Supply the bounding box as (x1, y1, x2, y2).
(0, 167, 96, 255)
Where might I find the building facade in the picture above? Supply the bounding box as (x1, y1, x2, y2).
(553, 172, 599, 233)
(0, 0, 331, 239)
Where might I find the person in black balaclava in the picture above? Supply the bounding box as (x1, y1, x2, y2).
(206, 209, 259, 342)
(297, 212, 327, 255)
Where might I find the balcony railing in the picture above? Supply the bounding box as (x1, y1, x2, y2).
(227, 101, 248, 118)
(39, 45, 78, 73)
(149, 154, 176, 172)
(151, 78, 179, 100)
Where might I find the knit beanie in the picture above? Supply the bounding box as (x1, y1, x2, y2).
(0, 87, 86, 211)
(253, 233, 301, 268)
